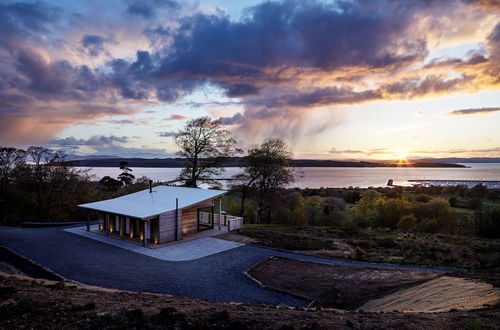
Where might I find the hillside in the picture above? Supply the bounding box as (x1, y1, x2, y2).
(73, 157, 466, 168)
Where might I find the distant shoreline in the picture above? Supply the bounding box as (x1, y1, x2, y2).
(74, 157, 467, 168)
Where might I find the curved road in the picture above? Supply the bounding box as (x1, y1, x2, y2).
(0, 225, 454, 307)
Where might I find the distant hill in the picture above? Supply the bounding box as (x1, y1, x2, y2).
(74, 157, 466, 168)
(414, 157, 500, 163)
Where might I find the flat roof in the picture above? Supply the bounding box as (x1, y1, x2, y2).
(78, 185, 227, 219)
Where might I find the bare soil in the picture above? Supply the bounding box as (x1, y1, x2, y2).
(360, 276, 500, 312)
(2, 272, 500, 330)
(246, 256, 441, 309)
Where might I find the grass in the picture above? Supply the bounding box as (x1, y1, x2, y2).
(451, 207, 474, 214)
(243, 223, 281, 229)
(237, 225, 500, 269)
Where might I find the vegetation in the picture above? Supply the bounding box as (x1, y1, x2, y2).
(231, 138, 294, 223)
(0, 146, 150, 225)
(174, 116, 239, 187)
(229, 184, 500, 240)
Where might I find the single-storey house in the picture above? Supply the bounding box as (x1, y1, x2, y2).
(78, 185, 243, 246)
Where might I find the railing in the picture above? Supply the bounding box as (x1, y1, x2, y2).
(199, 211, 243, 231)
(227, 216, 243, 231)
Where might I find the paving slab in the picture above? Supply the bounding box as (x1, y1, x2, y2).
(64, 226, 244, 261)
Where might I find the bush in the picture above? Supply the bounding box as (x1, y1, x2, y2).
(414, 194, 431, 203)
(475, 208, 500, 238)
(418, 218, 439, 233)
(412, 198, 451, 221)
(397, 214, 417, 231)
(376, 198, 412, 229)
(448, 195, 458, 207)
(468, 198, 483, 210)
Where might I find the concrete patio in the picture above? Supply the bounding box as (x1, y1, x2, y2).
(64, 225, 244, 261)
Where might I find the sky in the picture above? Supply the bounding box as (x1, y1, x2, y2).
(0, 0, 499, 160)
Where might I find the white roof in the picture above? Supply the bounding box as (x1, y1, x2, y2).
(78, 186, 227, 219)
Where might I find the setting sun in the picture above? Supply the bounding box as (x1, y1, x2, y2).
(397, 151, 408, 161)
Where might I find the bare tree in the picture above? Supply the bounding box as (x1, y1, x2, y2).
(0, 147, 26, 223)
(232, 138, 294, 223)
(174, 116, 238, 187)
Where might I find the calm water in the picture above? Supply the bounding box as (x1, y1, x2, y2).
(77, 163, 500, 189)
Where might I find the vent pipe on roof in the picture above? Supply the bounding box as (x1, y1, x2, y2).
(149, 179, 153, 193)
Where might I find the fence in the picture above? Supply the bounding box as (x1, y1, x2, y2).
(199, 212, 244, 231)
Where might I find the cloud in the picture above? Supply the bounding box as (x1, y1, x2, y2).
(125, 0, 180, 19)
(329, 148, 391, 156)
(447, 107, 500, 116)
(163, 114, 189, 121)
(1, 0, 500, 147)
(158, 131, 177, 137)
(48, 134, 171, 158)
(218, 112, 244, 125)
(49, 135, 129, 147)
(81, 34, 109, 57)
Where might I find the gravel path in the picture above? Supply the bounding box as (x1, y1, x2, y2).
(0, 225, 455, 307)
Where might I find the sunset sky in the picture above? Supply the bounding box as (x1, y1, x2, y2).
(1, 0, 499, 160)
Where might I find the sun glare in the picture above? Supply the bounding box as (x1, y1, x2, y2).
(397, 151, 408, 161)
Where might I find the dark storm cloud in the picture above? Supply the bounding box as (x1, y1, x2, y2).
(0, 1, 60, 40)
(81, 34, 108, 57)
(11, 50, 106, 100)
(161, 1, 426, 74)
(125, 0, 180, 19)
(105, 0, 432, 103)
(259, 87, 382, 108)
(224, 84, 260, 97)
(488, 23, 500, 60)
(1, 0, 499, 146)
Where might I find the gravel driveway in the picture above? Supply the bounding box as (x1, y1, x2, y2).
(0, 225, 454, 307)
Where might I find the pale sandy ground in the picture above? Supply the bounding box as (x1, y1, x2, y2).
(360, 275, 500, 312)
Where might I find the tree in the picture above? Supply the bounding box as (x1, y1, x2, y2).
(99, 176, 123, 193)
(174, 116, 238, 187)
(232, 138, 294, 223)
(118, 161, 135, 186)
(17, 147, 88, 221)
(0, 147, 26, 223)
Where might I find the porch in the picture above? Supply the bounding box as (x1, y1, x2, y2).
(90, 209, 243, 248)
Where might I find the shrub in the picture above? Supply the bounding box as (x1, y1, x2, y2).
(414, 194, 431, 203)
(376, 198, 412, 229)
(468, 198, 483, 210)
(412, 198, 451, 221)
(475, 208, 500, 238)
(418, 218, 439, 233)
(448, 195, 458, 207)
(353, 190, 383, 219)
(397, 214, 417, 231)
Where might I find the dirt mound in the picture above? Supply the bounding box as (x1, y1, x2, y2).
(2, 271, 500, 329)
(360, 276, 500, 312)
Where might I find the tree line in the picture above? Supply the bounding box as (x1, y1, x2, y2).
(0, 116, 295, 225)
(2, 116, 498, 239)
